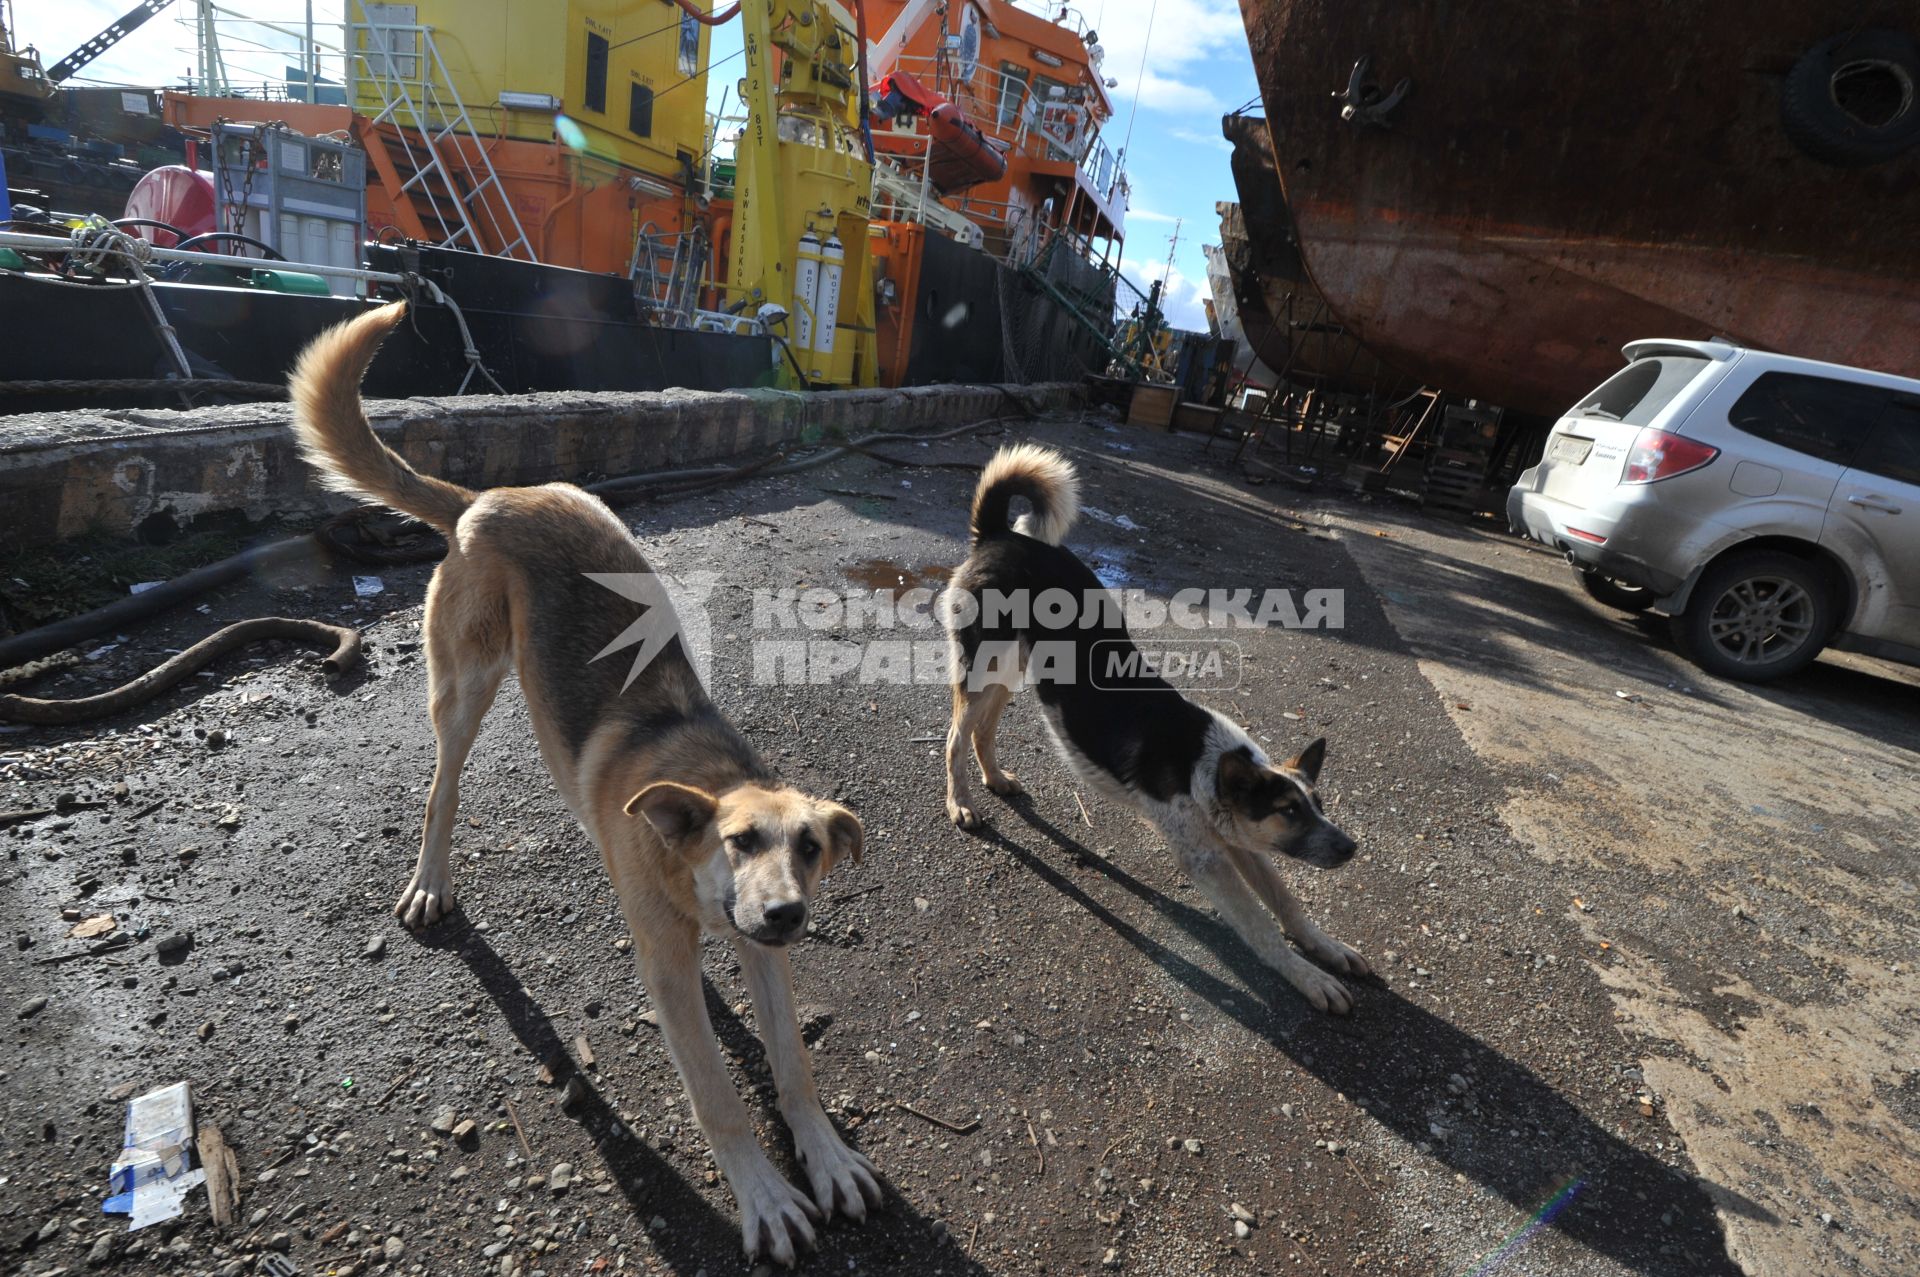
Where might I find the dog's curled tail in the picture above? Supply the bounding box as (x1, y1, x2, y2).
(970, 443, 1079, 545)
(288, 302, 474, 533)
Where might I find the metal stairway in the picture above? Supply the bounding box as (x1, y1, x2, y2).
(347, 3, 537, 262)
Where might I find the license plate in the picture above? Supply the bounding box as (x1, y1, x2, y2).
(1550, 434, 1594, 464)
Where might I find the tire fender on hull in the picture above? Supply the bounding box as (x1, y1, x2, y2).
(1782, 28, 1920, 167)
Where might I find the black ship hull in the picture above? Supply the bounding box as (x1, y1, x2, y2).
(0, 243, 777, 415)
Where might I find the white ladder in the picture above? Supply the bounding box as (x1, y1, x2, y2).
(348, 3, 537, 262)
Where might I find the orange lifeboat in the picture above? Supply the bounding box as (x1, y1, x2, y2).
(873, 70, 1007, 192)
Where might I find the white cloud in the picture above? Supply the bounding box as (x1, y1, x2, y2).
(1128, 208, 1181, 224)
(1089, 0, 1249, 122)
(1169, 126, 1233, 153)
(1119, 254, 1213, 333)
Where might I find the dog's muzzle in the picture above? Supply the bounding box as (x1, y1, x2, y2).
(1285, 828, 1358, 868)
(738, 899, 808, 947)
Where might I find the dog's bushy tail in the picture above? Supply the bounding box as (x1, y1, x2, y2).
(970, 443, 1079, 545)
(288, 301, 473, 533)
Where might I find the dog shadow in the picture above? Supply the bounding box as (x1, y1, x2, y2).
(981, 798, 1774, 1277)
(419, 921, 987, 1275)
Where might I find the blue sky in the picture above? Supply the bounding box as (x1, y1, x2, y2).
(20, 0, 1258, 328)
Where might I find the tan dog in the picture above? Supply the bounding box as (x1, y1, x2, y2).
(289, 303, 880, 1265)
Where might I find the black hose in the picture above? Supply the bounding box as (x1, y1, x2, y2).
(171, 232, 288, 262)
(0, 537, 322, 669)
(112, 218, 192, 244)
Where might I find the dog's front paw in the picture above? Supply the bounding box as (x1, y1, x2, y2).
(1304, 932, 1370, 978)
(793, 1120, 883, 1221)
(984, 770, 1024, 797)
(734, 1161, 820, 1267)
(1286, 961, 1354, 1016)
(394, 869, 457, 930)
(947, 798, 981, 830)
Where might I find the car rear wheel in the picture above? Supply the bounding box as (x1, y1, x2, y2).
(1673, 550, 1834, 682)
(1576, 571, 1655, 613)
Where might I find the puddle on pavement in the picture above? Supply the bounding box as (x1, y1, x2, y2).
(844, 558, 952, 591)
(1081, 545, 1140, 590)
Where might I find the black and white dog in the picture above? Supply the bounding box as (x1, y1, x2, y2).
(941, 444, 1369, 1013)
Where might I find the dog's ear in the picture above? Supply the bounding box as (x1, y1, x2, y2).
(819, 802, 865, 870)
(626, 782, 718, 849)
(1216, 747, 1264, 807)
(1286, 737, 1327, 785)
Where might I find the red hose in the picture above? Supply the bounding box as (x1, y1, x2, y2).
(853, 0, 876, 163)
(673, 0, 740, 26)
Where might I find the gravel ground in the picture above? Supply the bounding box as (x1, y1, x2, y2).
(3, 409, 1904, 1277)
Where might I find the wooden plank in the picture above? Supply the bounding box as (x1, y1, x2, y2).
(198, 1123, 240, 1229)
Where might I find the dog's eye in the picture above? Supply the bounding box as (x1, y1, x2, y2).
(794, 831, 820, 862)
(725, 831, 757, 853)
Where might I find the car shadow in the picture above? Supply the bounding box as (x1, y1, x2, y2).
(983, 799, 1772, 1277)
(418, 922, 986, 1275)
(1359, 509, 1920, 757)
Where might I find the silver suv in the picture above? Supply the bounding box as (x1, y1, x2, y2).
(1508, 340, 1920, 682)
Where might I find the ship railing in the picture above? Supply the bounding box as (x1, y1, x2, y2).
(931, 191, 1035, 263)
(1004, 1, 1096, 42)
(868, 137, 988, 249)
(891, 54, 1105, 171)
(344, 3, 538, 263)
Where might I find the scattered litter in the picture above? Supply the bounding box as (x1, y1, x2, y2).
(352, 576, 385, 598)
(68, 915, 117, 940)
(102, 1082, 206, 1230)
(85, 645, 119, 661)
(129, 582, 164, 595)
(1613, 690, 1644, 703)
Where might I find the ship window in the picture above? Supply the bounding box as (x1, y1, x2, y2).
(997, 62, 1030, 127)
(585, 32, 609, 114)
(1033, 75, 1071, 157)
(629, 83, 655, 137)
(1726, 372, 1892, 466)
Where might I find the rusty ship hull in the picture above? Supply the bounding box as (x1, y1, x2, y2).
(1235, 1, 1920, 417)
(1218, 112, 1400, 396)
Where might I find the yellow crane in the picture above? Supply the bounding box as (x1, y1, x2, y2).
(0, 0, 56, 122)
(729, 0, 877, 388)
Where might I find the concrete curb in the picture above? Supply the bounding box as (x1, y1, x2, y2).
(0, 381, 1082, 549)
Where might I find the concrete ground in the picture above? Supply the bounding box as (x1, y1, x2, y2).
(2, 408, 1915, 1277)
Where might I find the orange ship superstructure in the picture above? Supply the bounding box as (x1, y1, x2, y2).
(860, 0, 1129, 383)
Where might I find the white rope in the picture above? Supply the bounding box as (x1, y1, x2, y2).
(67, 216, 195, 386)
(416, 277, 507, 395)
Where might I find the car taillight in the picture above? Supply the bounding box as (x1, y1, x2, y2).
(1622, 428, 1718, 483)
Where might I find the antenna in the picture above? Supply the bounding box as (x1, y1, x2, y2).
(1162, 216, 1181, 282)
(1116, 0, 1157, 164)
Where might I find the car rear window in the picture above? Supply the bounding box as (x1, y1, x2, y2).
(1569, 356, 1709, 426)
(1726, 372, 1893, 466)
